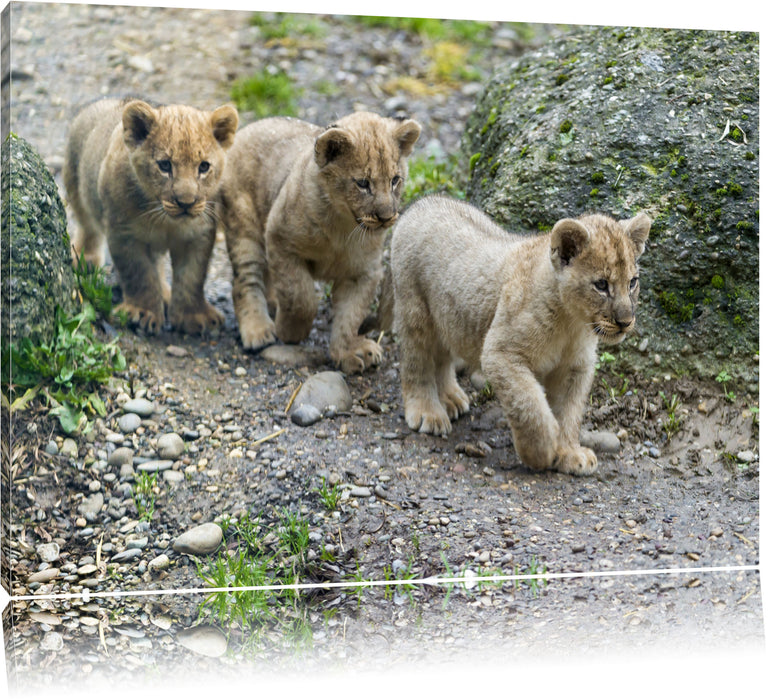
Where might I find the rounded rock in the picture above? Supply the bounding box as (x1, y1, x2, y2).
(118, 413, 142, 434)
(172, 522, 223, 555)
(157, 432, 185, 459)
(122, 398, 156, 417)
(36, 542, 60, 563)
(290, 403, 322, 427)
(177, 625, 228, 658)
(109, 446, 135, 467)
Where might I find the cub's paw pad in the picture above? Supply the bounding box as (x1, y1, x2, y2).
(171, 304, 225, 335)
(114, 302, 164, 334)
(335, 338, 383, 374)
(554, 447, 598, 476)
(405, 398, 452, 437)
(240, 319, 277, 351)
(441, 386, 470, 420)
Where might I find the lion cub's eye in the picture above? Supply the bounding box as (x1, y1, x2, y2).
(198, 161, 211, 175)
(157, 159, 172, 174)
(391, 175, 402, 188)
(593, 279, 609, 293)
(354, 178, 371, 192)
(629, 276, 639, 291)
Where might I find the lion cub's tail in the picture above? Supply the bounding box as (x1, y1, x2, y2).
(359, 265, 394, 335)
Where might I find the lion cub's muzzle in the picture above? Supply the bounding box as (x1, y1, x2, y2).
(595, 314, 635, 344)
(163, 196, 206, 218)
(359, 211, 399, 231)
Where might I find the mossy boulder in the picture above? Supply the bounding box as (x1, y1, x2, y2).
(1, 134, 77, 349)
(463, 27, 759, 385)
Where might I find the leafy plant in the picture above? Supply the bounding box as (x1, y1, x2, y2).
(231, 69, 299, 118)
(314, 477, 341, 511)
(404, 153, 465, 203)
(73, 251, 114, 318)
(659, 390, 683, 440)
(133, 472, 157, 522)
(3, 302, 126, 434)
(715, 370, 736, 402)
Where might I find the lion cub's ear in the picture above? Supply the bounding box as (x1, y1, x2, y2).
(550, 218, 591, 268)
(122, 100, 158, 149)
(621, 212, 651, 259)
(314, 127, 353, 168)
(211, 105, 239, 149)
(394, 118, 422, 157)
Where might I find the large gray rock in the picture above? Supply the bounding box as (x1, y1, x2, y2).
(1, 135, 77, 348)
(463, 27, 758, 382)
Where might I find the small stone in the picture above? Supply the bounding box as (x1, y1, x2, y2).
(290, 371, 352, 414)
(125, 537, 148, 550)
(172, 523, 223, 555)
(111, 548, 143, 563)
(648, 446, 661, 459)
(88, 480, 101, 492)
(77, 492, 104, 521)
(40, 631, 64, 651)
(136, 460, 174, 473)
(234, 366, 247, 377)
(736, 450, 755, 463)
(118, 413, 142, 433)
(123, 398, 155, 417)
(60, 438, 78, 458)
(349, 486, 371, 498)
(127, 54, 154, 73)
(28, 568, 59, 583)
(44, 440, 58, 456)
(580, 430, 621, 454)
(177, 625, 228, 658)
(109, 447, 135, 466)
(710, 527, 724, 538)
(77, 564, 98, 576)
(163, 470, 185, 483)
(157, 433, 185, 459)
(149, 554, 171, 571)
(290, 404, 322, 427)
(166, 345, 189, 357)
(36, 542, 60, 563)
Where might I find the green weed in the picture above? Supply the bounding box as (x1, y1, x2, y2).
(231, 69, 299, 118)
(404, 153, 465, 203)
(351, 15, 494, 44)
(314, 476, 341, 511)
(715, 370, 737, 402)
(659, 391, 683, 441)
(2, 302, 126, 434)
(133, 472, 157, 522)
(250, 12, 326, 40)
(73, 252, 114, 318)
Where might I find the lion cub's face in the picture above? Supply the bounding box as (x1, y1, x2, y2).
(122, 100, 238, 222)
(551, 213, 651, 344)
(313, 112, 421, 232)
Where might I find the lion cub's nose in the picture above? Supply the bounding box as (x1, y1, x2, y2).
(175, 196, 197, 213)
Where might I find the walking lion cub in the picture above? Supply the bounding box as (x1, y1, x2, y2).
(220, 111, 421, 373)
(390, 196, 650, 475)
(64, 98, 238, 334)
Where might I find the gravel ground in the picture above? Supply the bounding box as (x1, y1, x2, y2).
(4, 2, 763, 693)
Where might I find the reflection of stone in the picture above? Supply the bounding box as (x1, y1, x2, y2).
(40, 631, 64, 652)
(177, 624, 228, 658)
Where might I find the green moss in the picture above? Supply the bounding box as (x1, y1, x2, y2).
(736, 220, 754, 231)
(590, 171, 605, 184)
(711, 274, 725, 289)
(555, 74, 570, 86)
(658, 290, 695, 323)
(469, 152, 482, 172)
(559, 119, 573, 133)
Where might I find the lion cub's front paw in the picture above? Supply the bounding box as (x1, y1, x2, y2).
(405, 396, 452, 436)
(170, 303, 224, 335)
(334, 337, 383, 374)
(441, 383, 470, 421)
(554, 446, 598, 476)
(114, 301, 165, 334)
(239, 317, 277, 350)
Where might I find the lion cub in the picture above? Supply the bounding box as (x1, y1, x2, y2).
(220, 111, 421, 374)
(390, 196, 650, 475)
(64, 98, 238, 334)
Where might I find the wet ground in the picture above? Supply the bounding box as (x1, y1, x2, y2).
(3, 2, 764, 696)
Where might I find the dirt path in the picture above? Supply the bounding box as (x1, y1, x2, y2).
(5, 3, 763, 690)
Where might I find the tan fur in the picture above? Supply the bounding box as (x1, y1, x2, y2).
(220, 111, 421, 373)
(390, 196, 650, 475)
(64, 98, 238, 334)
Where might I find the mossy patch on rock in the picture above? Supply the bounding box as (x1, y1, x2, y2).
(1, 134, 77, 349)
(463, 27, 759, 383)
